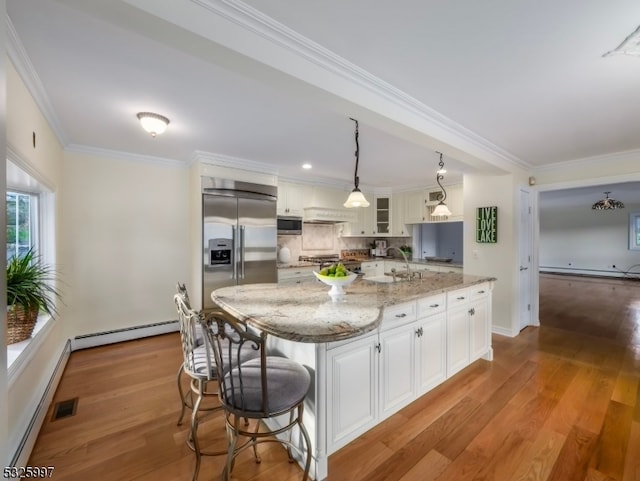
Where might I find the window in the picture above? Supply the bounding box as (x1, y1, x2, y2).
(630, 212, 640, 251)
(6, 191, 39, 260)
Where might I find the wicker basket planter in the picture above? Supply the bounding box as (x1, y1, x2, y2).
(6, 305, 39, 344)
(6, 248, 61, 345)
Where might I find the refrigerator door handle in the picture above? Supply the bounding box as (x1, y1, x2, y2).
(239, 225, 246, 279)
(231, 226, 237, 280)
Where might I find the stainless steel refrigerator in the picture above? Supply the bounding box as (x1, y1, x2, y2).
(202, 178, 278, 310)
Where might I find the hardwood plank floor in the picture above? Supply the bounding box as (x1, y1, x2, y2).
(28, 274, 640, 480)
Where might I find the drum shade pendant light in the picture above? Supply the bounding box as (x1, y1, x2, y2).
(431, 152, 452, 217)
(344, 118, 370, 208)
(137, 112, 170, 137)
(592, 191, 625, 210)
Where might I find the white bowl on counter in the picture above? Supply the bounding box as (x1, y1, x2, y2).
(313, 271, 358, 296)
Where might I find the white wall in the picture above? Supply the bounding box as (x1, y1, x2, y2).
(540, 203, 640, 277)
(60, 150, 190, 337)
(464, 172, 529, 336)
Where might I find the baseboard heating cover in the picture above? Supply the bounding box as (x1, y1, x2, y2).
(10, 339, 71, 467)
(71, 320, 179, 351)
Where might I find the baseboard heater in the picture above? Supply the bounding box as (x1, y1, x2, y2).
(71, 320, 179, 351)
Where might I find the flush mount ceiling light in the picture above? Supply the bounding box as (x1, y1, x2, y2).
(344, 118, 370, 208)
(592, 191, 625, 210)
(603, 24, 640, 57)
(136, 112, 170, 137)
(431, 152, 452, 217)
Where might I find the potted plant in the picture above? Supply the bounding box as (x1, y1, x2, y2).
(399, 245, 412, 260)
(6, 248, 61, 344)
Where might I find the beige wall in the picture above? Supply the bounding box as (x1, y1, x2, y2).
(60, 150, 190, 337)
(5, 60, 65, 461)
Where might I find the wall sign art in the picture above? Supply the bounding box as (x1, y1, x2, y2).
(476, 206, 497, 243)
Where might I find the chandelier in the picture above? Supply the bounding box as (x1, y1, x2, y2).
(591, 191, 625, 210)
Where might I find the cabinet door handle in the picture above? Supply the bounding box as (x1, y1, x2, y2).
(457, 296, 466, 300)
(375, 342, 381, 353)
(395, 313, 407, 318)
(469, 308, 475, 316)
(415, 328, 421, 336)
(429, 304, 439, 308)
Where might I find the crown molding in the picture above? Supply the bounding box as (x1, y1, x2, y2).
(66, 144, 187, 168)
(532, 148, 640, 173)
(6, 16, 68, 146)
(191, 0, 529, 171)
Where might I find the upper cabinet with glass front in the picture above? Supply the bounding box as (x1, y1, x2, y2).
(375, 196, 390, 235)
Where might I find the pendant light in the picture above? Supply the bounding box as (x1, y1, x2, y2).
(431, 152, 452, 217)
(591, 191, 625, 210)
(343, 118, 370, 208)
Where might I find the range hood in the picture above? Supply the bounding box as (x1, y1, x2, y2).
(303, 207, 357, 224)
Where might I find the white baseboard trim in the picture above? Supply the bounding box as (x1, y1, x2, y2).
(10, 339, 71, 467)
(492, 325, 518, 337)
(71, 320, 179, 351)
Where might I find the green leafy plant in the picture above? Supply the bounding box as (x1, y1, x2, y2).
(7, 248, 61, 316)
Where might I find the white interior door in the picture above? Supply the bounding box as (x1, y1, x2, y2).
(518, 188, 533, 331)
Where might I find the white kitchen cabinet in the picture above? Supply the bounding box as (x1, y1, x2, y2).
(326, 332, 378, 452)
(415, 303, 446, 395)
(391, 192, 410, 236)
(446, 283, 491, 376)
(374, 196, 391, 235)
(446, 302, 470, 378)
(404, 190, 428, 224)
(469, 287, 491, 362)
(277, 181, 306, 217)
(379, 322, 416, 420)
(327, 301, 416, 450)
(325, 283, 492, 454)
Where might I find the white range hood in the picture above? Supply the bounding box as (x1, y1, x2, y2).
(303, 207, 357, 224)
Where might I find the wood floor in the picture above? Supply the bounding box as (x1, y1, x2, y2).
(28, 274, 640, 480)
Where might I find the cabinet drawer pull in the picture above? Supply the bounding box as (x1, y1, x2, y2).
(456, 296, 466, 300)
(477, 290, 485, 294)
(395, 313, 407, 318)
(429, 303, 439, 308)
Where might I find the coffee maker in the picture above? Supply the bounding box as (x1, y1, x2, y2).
(374, 240, 387, 257)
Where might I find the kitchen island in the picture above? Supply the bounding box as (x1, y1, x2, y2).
(212, 272, 495, 480)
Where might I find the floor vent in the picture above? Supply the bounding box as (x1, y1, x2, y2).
(52, 398, 78, 421)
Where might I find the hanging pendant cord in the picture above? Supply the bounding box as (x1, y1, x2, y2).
(436, 151, 447, 202)
(350, 117, 360, 190)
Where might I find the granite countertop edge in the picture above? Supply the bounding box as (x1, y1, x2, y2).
(212, 274, 495, 343)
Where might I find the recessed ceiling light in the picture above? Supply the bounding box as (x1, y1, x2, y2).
(302, 163, 312, 169)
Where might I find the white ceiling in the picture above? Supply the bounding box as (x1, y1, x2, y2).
(6, 0, 640, 193)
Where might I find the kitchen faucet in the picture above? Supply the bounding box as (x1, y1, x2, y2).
(386, 246, 411, 279)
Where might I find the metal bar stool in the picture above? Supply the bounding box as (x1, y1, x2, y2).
(203, 309, 312, 481)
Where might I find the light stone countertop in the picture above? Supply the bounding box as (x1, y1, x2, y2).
(211, 272, 495, 343)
